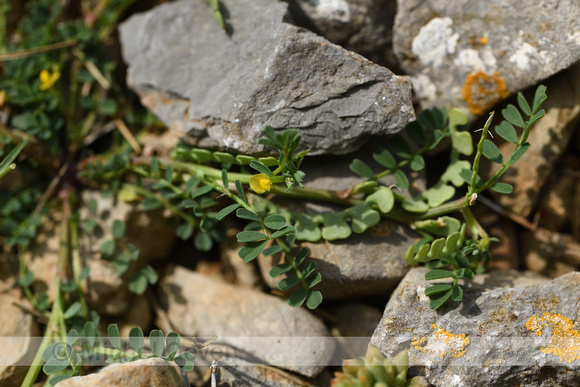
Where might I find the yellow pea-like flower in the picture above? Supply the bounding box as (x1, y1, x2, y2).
(39, 65, 60, 91)
(249, 173, 272, 194)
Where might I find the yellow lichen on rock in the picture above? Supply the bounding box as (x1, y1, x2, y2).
(411, 335, 427, 353)
(461, 71, 509, 115)
(525, 313, 580, 363)
(430, 324, 470, 358)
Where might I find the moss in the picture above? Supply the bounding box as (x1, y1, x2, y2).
(461, 71, 509, 115)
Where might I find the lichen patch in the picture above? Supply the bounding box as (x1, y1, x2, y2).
(525, 313, 580, 364)
(461, 70, 509, 115)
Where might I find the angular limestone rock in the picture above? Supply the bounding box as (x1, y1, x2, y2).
(119, 0, 414, 155)
(394, 0, 580, 119)
(371, 267, 580, 386)
(158, 265, 335, 377)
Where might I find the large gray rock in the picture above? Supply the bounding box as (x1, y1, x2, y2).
(371, 267, 580, 386)
(394, 0, 580, 119)
(158, 265, 335, 377)
(119, 0, 414, 155)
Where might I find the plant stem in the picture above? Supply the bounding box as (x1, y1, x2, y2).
(468, 112, 494, 199)
(70, 218, 90, 320)
(0, 39, 78, 61)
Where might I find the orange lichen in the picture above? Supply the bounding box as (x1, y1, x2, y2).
(480, 36, 489, 45)
(525, 313, 580, 363)
(411, 335, 427, 353)
(461, 71, 509, 115)
(430, 324, 470, 358)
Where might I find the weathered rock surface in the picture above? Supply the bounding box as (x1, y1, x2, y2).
(371, 267, 580, 386)
(485, 64, 580, 218)
(54, 357, 184, 387)
(158, 265, 335, 377)
(119, 0, 414, 155)
(394, 0, 580, 119)
(286, 0, 399, 70)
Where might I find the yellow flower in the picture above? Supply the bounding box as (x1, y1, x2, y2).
(249, 173, 272, 194)
(39, 65, 60, 91)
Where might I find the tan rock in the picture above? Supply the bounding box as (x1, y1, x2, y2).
(55, 357, 183, 387)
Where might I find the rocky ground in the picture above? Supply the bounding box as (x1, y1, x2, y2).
(2, 0, 580, 386)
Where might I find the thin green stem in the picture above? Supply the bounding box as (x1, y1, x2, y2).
(468, 112, 494, 199)
(70, 218, 90, 321)
(0, 39, 78, 61)
(21, 208, 70, 387)
(461, 206, 488, 242)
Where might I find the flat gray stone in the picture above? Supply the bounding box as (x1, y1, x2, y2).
(119, 0, 414, 155)
(394, 0, 580, 119)
(371, 267, 580, 386)
(158, 265, 335, 377)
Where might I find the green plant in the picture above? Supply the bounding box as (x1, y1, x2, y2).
(405, 85, 547, 309)
(40, 322, 194, 386)
(331, 345, 429, 387)
(0, 0, 549, 385)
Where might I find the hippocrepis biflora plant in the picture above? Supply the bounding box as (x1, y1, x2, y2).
(114, 85, 547, 312)
(0, 1, 548, 384)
